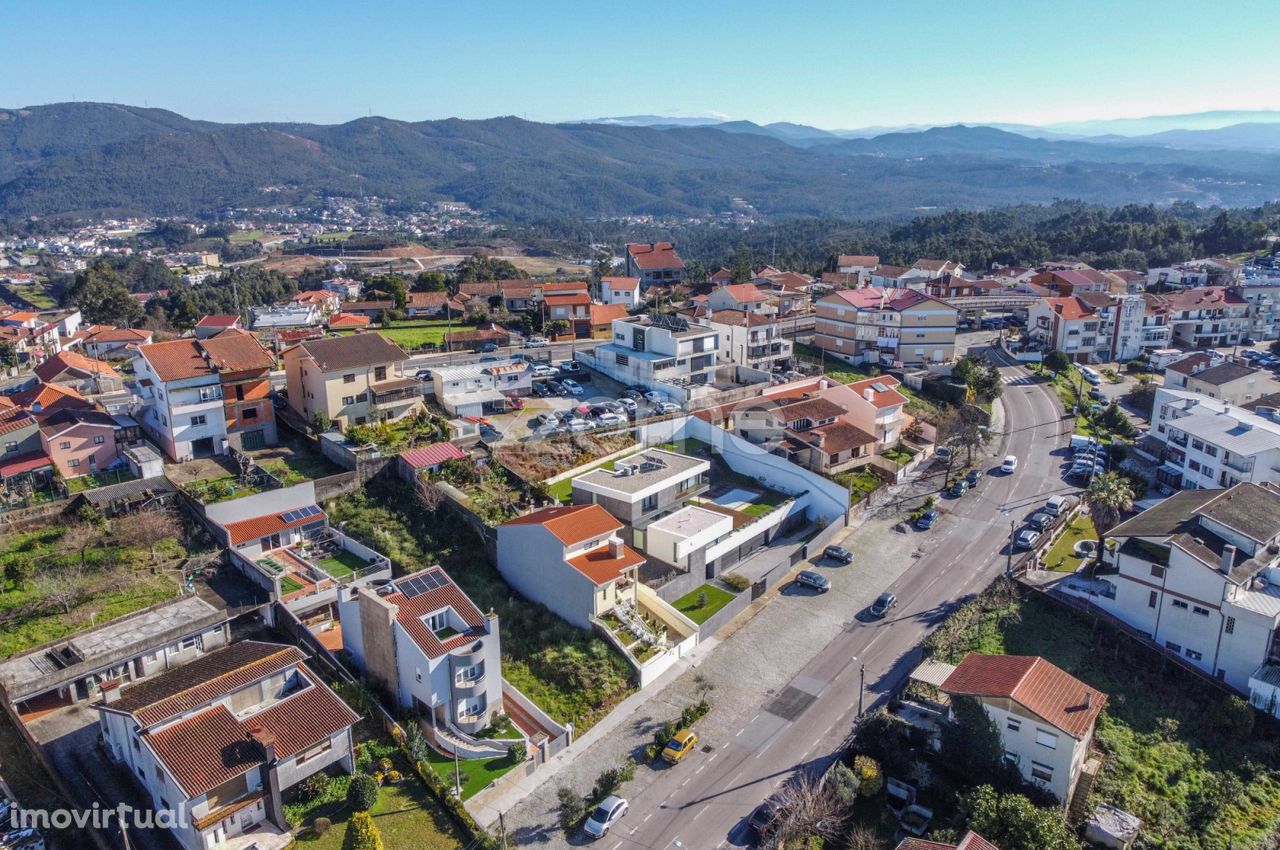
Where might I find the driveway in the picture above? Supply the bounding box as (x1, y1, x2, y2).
(496, 347, 1072, 850)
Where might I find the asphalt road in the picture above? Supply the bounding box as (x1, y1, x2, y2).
(567, 348, 1072, 850)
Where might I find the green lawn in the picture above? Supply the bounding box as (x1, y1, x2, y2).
(792, 343, 875, 383)
(378, 321, 454, 350)
(1043, 514, 1097, 573)
(280, 575, 304, 594)
(738, 489, 789, 518)
(183, 474, 266, 503)
(474, 714, 521, 740)
(882, 446, 914, 465)
(928, 583, 1280, 848)
(66, 469, 139, 493)
(317, 549, 366, 577)
(3, 283, 57, 309)
(262, 454, 342, 485)
(833, 468, 883, 501)
(672, 583, 737, 624)
(424, 747, 521, 801)
(229, 229, 265, 243)
(658, 437, 712, 456)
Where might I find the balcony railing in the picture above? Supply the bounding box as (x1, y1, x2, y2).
(1223, 455, 1254, 473)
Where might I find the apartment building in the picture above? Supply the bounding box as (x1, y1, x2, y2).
(1238, 266, 1280, 340)
(283, 333, 420, 428)
(1028, 293, 1170, 363)
(133, 330, 278, 460)
(96, 641, 359, 850)
(701, 310, 793, 372)
(624, 242, 686, 287)
(1149, 388, 1280, 491)
(574, 314, 719, 402)
(940, 653, 1105, 804)
(1093, 484, 1280, 705)
(1164, 359, 1279, 405)
(571, 448, 710, 525)
(1162, 287, 1249, 348)
(814, 287, 958, 367)
(339, 566, 503, 736)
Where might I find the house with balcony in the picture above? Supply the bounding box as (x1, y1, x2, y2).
(625, 242, 685, 288)
(1148, 388, 1280, 490)
(497, 504, 697, 686)
(731, 395, 876, 474)
(95, 640, 359, 850)
(574, 314, 719, 402)
(814, 288, 957, 367)
(1089, 484, 1280, 707)
(37, 408, 132, 479)
(601, 276, 641, 308)
(699, 310, 793, 372)
(80, 326, 154, 359)
(939, 653, 1105, 804)
(283, 333, 420, 429)
(544, 291, 592, 337)
(338, 566, 505, 744)
(1162, 286, 1250, 348)
(571, 448, 709, 525)
(1238, 267, 1280, 340)
(1166, 359, 1279, 405)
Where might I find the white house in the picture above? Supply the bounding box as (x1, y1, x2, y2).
(1149, 388, 1280, 491)
(339, 566, 505, 740)
(708, 283, 770, 314)
(95, 641, 359, 850)
(574, 314, 719, 402)
(430, 359, 531, 416)
(941, 653, 1106, 804)
(600, 276, 641, 308)
(701, 310, 793, 372)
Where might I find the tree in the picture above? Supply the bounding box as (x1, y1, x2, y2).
(369, 274, 407, 310)
(413, 271, 448, 292)
(1084, 471, 1135, 548)
(0, 340, 17, 370)
(826, 762, 859, 806)
(1124, 378, 1156, 418)
(766, 774, 847, 850)
(1043, 349, 1070, 377)
(593, 250, 615, 282)
(557, 787, 584, 831)
(961, 785, 1083, 850)
(731, 243, 753, 283)
(454, 253, 522, 284)
(952, 354, 1002, 404)
(508, 742, 527, 764)
(940, 697, 1018, 789)
(546, 319, 570, 338)
(346, 774, 379, 812)
(66, 262, 145, 326)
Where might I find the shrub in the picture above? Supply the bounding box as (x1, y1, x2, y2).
(721, 572, 750, 592)
(348, 811, 385, 850)
(618, 757, 637, 783)
(593, 767, 623, 800)
(697, 590, 708, 608)
(557, 787, 585, 830)
(508, 742, 527, 764)
(827, 761, 859, 805)
(385, 769, 402, 784)
(378, 757, 394, 773)
(643, 743, 661, 762)
(347, 774, 380, 812)
(300, 772, 330, 801)
(852, 755, 882, 797)
(311, 816, 331, 837)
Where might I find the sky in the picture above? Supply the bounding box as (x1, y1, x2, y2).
(3, 0, 1278, 130)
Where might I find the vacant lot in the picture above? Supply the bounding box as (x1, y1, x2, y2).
(378, 321, 454, 350)
(495, 432, 636, 484)
(927, 580, 1280, 849)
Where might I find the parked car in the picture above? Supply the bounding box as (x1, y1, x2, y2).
(915, 509, 940, 530)
(948, 479, 968, 498)
(1043, 495, 1070, 517)
(561, 378, 583, 396)
(476, 342, 499, 353)
(583, 796, 628, 839)
(1088, 387, 1106, 402)
(524, 336, 550, 348)
(935, 446, 952, 461)
(587, 404, 612, 419)
(565, 418, 592, 432)
(1000, 455, 1019, 473)
(748, 798, 781, 837)
(532, 364, 559, 378)
(531, 382, 551, 398)
(558, 361, 584, 375)
(869, 592, 897, 618)
(535, 412, 557, 428)
(596, 412, 627, 427)
(1028, 512, 1054, 531)
(478, 355, 499, 363)
(1014, 528, 1041, 549)
(824, 545, 854, 564)
(965, 469, 983, 487)
(622, 388, 644, 401)
(616, 397, 638, 414)
(795, 570, 831, 592)
(415, 368, 432, 380)
(661, 729, 699, 764)
(654, 401, 681, 414)
(643, 390, 664, 403)
(546, 380, 566, 396)
(1241, 337, 1257, 346)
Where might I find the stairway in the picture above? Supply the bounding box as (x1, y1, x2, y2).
(1068, 755, 1103, 823)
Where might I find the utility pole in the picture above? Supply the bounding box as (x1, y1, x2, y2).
(1006, 518, 1015, 576)
(852, 655, 865, 718)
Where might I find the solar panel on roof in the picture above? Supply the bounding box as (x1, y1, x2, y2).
(398, 569, 447, 599)
(279, 505, 322, 524)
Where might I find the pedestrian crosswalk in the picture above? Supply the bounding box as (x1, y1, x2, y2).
(1001, 374, 1035, 386)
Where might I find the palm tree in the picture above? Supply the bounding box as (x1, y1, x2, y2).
(1084, 471, 1136, 552)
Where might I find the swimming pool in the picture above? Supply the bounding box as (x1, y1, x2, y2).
(711, 487, 759, 508)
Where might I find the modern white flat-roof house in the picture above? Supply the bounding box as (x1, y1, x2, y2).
(1149, 388, 1280, 491)
(574, 314, 719, 402)
(571, 448, 710, 526)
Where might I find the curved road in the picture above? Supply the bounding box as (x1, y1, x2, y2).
(503, 349, 1075, 850)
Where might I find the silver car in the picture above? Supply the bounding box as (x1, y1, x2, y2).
(583, 795, 628, 839)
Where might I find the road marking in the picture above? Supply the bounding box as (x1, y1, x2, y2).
(695, 763, 707, 774)
(611, 842, 622, 850)
(750, 713, 760, 723)
(642, 813, 653, 823)
(735, 727, 746, 737)
(681, 777, 691, 787)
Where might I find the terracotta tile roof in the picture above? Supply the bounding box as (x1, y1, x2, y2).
(292, 333, 408, 372)
(343, 300, 394, 311)
(825, 287, 949, 312)
(400, 442, 467, 469)
(195, 315, 240, 328)
(37, 408, 119, 439)
(627, 242, 685, 271)
(1045, 296, 1094, 321)
(895, 833, 999, 850)
(766, 271, 815, 291)
(223, 505, 327, 546)
(778, 397, 846, 423)
(941, 653, 1106, 740)
(601, 276, 640, 291)
(144, 666, 358, 798)
(292, 290, 338, 304)
(407, 291, 449, 309)
(912, 259, 954, 273)
(1, 311, 39, 323)
(106, 641, 307, 728)
(838, 255, 879, 267)
(0, 406, 35, 436)
(501, 504, 622, 546)
(847, 375, 909, 409)
(458, 282, 500, 297)
(34, 350, 119, 383)
(328, 313, 371, 328)
(1165, 353, 1213, 375)
(198, 331, 275, 373)
(139, 339, 214, 382)
(544, 293, 591, 306)
(0, 452, 52, 477)
(566, 542, 645, 585)
(1242, 392, 1280, 413)
(1162, 286, 1247, 310)
(541, 280, 589, 294)
(11, 381, 90, 413)
(591, 304, 630, 325)
(718, 283, 767, 303)
(381, 566, 488, 659)
(806, 421, 875, 454)
(86, 326, 152, 343)
(873, 265, 910, 278)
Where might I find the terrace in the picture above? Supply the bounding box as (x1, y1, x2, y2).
(251, 526, 391, 610)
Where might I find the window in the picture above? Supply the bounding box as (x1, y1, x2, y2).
(159, 797, 170, 813)
(342, 396, 355, 406)
(297, 740, 333, 765)
(641, 494, 658, 512)
(94, 435, 105, 444)
(1030, 762, 1054, 783)
(59, 441, 71, 450)
(69, 458, 80, 468)
(343, 374, 356, 384)
(1150, 565, 1166, 579)
(1191, 438, 1204, 451)
(235, 384, 245, 401)
(190, 414, 206, 427)
(242, 407, 258, 421)
(1203, 445, 1218, 457)
(1165, 641, 1182, 653)
(1192, 605, 1209, 616)
(155, 767, 166, 786)
(415, 669, 422, 683)
(1003, 751, 1019, 765)
(374, 366, 387, 381)
(1185, 648, 1203, 662)
(1148, 591, 1158, 608)
(1225, 616, 1235, 634)
(1035, 729, 1058, 749)
(1171, 599, 1189, 610)
(4, 441, 15, 453)
(1188, 460, 1201, 472)
(427, 611, 449, 633)
(1006, 717, 1022, 732)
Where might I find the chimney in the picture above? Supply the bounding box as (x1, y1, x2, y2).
(247, 726, 278, 763)
(864, 388, 875, 402)
(1183, 399, 1196, 411)
(608, 538, 624, 558)
(101, 679, 122, 704)
(818, 378, 830, 390)
(1221, 544, 1236, 575)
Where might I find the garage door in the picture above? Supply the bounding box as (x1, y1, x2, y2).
(241, 429, 266, 450)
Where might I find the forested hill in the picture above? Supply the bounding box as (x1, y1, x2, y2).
(3, 102, 1280, 220)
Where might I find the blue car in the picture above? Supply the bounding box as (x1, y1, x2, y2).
(916, 509, 940, 530)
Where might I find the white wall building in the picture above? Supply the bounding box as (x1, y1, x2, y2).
(1149, 388, 1280, 491)
(575, 314, 719, 402)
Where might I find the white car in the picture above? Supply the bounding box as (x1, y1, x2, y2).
(1014, 527, 1041, 549)
(596, 412, 627, 427)
(583, 795, 628, 839)
(566, 418, 592, 432)
(532, 364, 558, 378)
(561, 379, 583, 396)
(1000, 455, 1018, 473)
(654, 401, 681, 415)
(616, 397, 637, 413)
(643, 390, 664, 403)
(524, 336, 550, 348)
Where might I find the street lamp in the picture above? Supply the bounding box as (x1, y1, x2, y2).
(1006, 516, 1015, 576)
(851, 655, 866, 718)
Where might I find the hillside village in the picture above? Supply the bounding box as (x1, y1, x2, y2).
(2, 228, 1280, 850)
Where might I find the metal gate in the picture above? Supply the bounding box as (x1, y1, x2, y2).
(241, 429, 266, 450)
(751, 579, 766, 600)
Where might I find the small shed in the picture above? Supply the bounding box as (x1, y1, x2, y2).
(1084, 803, 1143, 850)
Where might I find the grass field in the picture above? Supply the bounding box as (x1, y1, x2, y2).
(317, 549, 365, 577)
(929, 583, 1280, 848)
(673, 583, 737, 624)
(378, 321, 454, 350)
(2, 283, 57, 309)
(423, 747, 522, 801)
(833, 468, 883, 502)
(546, 457, 617, 502)
(66, 469, 139, 493)
(1042, 514, 1097, 573)
(261, 453, 342, 485)
(229, 229, 265, 243)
